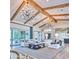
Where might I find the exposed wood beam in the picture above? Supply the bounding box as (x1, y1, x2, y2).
(39, 19, 69, 28)
(51, 13, 69, 16)
(25, 0, 57, 22)
(33, 17, 47, 26)
(56, 19, 69, 21)
(11, 22, 31, 27)
(55, 28, 69, 32)
(39, 23, 46, 28)
(11, 1, 26, 21)
(38, 19, 68, 28)
(24, 12, 40, 24)
(44, 3, 69, 10)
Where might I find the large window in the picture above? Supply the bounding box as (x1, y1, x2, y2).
(25, 27, 30, 40)
(20, 31, 26, 39)
(10, 27, 31, 41)
(10, 28, 21, 46)
(11, 28, 21, 40)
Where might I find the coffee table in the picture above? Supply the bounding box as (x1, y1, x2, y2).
(28, 42, 45, 49)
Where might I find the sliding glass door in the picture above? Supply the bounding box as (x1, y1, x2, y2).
(10, 28, 21, 46)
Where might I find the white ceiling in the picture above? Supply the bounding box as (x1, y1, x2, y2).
(46, 7, 69, 14)
(26, 13, 46, 25)
(53, 16, 69, 19)
(35, 18, 49, 27)
(11, 2, 38, 23)
(33, 0, 68, 8)
(10, 0, 23, 18)
(10, 0, 69, 30)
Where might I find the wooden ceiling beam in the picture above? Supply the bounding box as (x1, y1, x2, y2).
(33, 17, 47, 26)
(56, 19, 69, 21)
(39, 23, 46, 28)
(44, 3, 69, 10)
(51, 13, 69, 16)
(11, 22, 31, 27)
(25, 0, 57, 22)
(24, 11, 40, 24)
(11, 1, 26, 21)
(55, 28, 69, 32)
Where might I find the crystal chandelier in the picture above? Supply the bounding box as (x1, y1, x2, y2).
(20, 0, 34, 20)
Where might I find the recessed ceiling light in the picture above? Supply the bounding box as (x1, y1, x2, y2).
(46, 0, 49, 2)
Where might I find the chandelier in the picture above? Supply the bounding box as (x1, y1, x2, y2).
(20, 0, 34, 20)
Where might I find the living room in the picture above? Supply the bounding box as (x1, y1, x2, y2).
(10, 20, 69, 59)
(10, 0, 69, 59)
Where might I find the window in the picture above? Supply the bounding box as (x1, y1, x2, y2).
(10, 28, 21, 46)
(34, 31, 43, 41)
(12, 28, 21, 40)
(25, 27, 30, 40)
(20, 31, 26, 39)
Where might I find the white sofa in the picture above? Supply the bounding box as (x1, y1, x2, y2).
(48, 44, 61, 49)
(44, 40, 62, 49)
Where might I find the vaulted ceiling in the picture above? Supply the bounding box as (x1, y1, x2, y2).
(10, 0, 69, 30)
